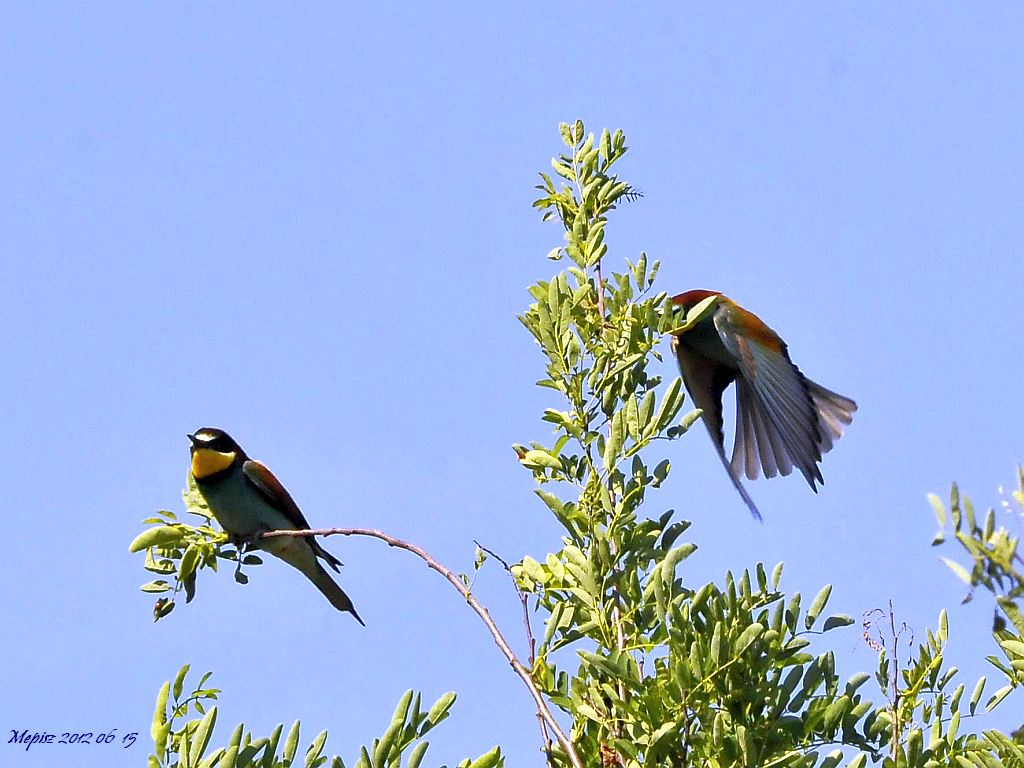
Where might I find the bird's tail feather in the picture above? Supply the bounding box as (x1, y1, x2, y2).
(310, 564, 365, 625)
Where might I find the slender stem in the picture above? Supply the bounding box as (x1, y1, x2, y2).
(259, 527, 582, 768)
(475, 541, 555, 763)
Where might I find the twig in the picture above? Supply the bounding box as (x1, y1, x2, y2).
(475, 541, 554, 762)
(473, 543, 538, 667)
(260, 527, 582, 768)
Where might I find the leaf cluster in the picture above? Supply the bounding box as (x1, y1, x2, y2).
(129, 478, 260, 621)
(149, 666, 501, 768)
(512, 120, 1024, 768)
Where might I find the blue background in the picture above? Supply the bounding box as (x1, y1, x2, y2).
(2, 4, 1022, 765)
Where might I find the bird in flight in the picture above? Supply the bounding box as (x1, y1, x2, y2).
(670, 290, 856, 520)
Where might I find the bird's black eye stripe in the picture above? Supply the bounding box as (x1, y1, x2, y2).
(192, 428, 237, 453)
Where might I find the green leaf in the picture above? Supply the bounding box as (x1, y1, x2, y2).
(999, 639, 1024, 658)
(173, 664, 191, 701)
(929, 493, 946, 527)
(686, 294, 719, 324)
(180, 543, 202, 582)
(262, 725, 284, 768)
(822, 614, 855, 631)
(303, 729, 327, 765)
(152, 680, 170, 743)
(653, 378, 682, 431)
(521, 449, 561, 470)
(805, 584, 832, 629)
(998, 597, 1024, 634)
(986, 684, 1013, 711)
(734, 623, 765, 655)
(130, 525, 184, 552)
(216, 746, 239, 768)
(466, 746, 501, 768)
(823, 697, 850, 732)
(599, 128, 612, 162)
(710, 623, 723, 665)
(390, 689, 414, 725)
(603, 410, 625, 471)
(941, 557, 973, 585)
(407, 741, 429, 768)
(968, 676, 986, 715)
(282, 721, 301, 762)
(579, 650, 626, 678)
(425, 692, 457, 726)
(534, 490, 564, 516)
(661, 544, 697, 585)
(373, 716, 402, 767)
(519, 556, 546, 585)
(188, 707, 217, 767)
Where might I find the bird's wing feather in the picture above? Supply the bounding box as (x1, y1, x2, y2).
(732, 381, 760, 479)
(242, 460, 343, 571)
(243, 460, 315, 529)
(806, 380, 857, 453)
(714, 312, 825, 489)
(673, 338, 763, 521)
(732, 375, 794, 480)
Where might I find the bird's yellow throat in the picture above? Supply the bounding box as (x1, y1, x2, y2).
(191, 448, 237, 479)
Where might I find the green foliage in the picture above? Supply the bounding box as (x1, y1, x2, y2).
(859, 602, 1024, 767)
(132, 120, 1024, 768)
(130, 477, 259, 621)
(928, 470, 1024, 756)
(930, 469, 1024, 614)
(148, 666, 501, 768)
(512, 120, 1024, 767)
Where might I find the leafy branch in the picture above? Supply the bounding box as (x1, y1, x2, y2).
(149, 665, 498, 768)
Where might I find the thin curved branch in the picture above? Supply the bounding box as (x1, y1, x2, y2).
(259, 527, 582, 768)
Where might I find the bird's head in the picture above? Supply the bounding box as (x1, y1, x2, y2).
(671, 289, 722, 312)
(669, 290, 723, 336)
(188, 427, 244, 479)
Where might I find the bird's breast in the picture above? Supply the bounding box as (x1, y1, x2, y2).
(195, 470, 293, 537)
(676, 321, 737, 368)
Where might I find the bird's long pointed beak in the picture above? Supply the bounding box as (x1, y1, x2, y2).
(187, 433, 199, 445)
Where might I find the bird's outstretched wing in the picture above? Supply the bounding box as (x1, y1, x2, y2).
(672, 337, 763, 521)
(714, 310, 827, 490)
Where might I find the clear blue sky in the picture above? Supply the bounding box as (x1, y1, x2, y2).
(2, 4, 1022, 766)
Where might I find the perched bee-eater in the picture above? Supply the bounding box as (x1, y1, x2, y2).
(188, 427, 363, 624)
(670, 290, 857, 520)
